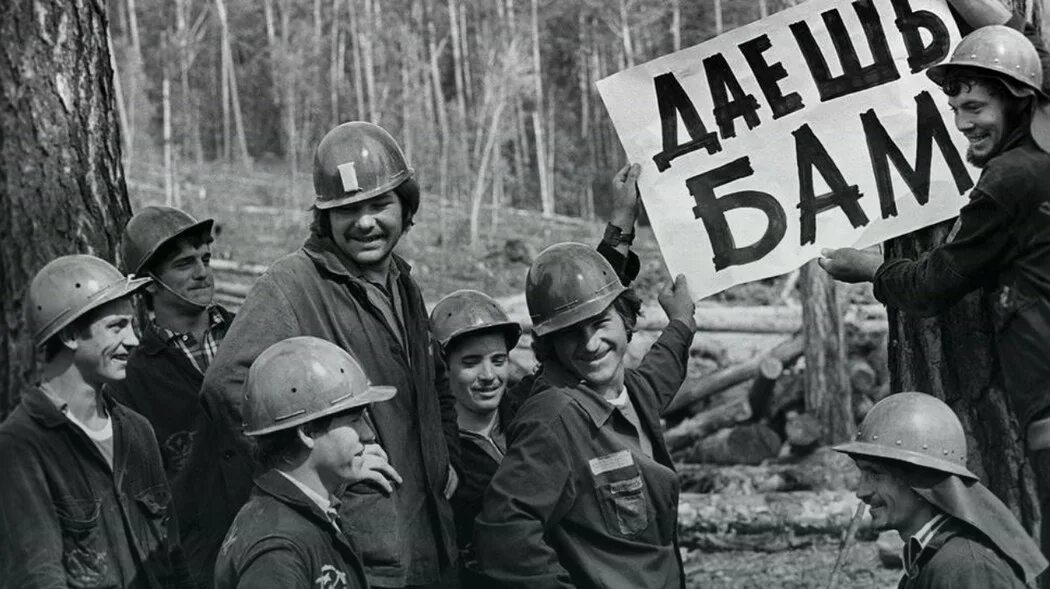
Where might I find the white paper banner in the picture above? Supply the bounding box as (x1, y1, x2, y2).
(597, 0, 975, 301)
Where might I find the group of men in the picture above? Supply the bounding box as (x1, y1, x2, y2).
(3, 0, 1050, 587)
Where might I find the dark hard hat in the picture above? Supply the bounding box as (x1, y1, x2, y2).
(525, 242, 627, 337)
(312, 122, 415, 211)
(243, 336, 396, 437)
(834, 392, 976, 479)
(121, 206, 214, 276)
(430, 289, 521, 352)
(28, 255, 151, 347)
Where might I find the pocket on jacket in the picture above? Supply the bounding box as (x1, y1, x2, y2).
(339, 486, 404, 575)
(595, 474, 650, 538)
(135, 484, 173, 544)
(56, 497, 113, 588)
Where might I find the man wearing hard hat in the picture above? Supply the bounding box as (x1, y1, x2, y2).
(183, 122, 457, 588)
(109, 206, 232, 481)
(215, 336, 400, 589)
(0, 256, 194, 587)
(835, 392, 1046, 587)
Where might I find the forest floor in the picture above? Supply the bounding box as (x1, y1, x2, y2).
(684, 541, 901, 588)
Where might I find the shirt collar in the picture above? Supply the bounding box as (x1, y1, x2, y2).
(903, 513, 951, 577)
(537, 362, 617, 429)
(303, 234, 403, 285)
(276, 471, 336, 514)
(152, 305, 225, 343)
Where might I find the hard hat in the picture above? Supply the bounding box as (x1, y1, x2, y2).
(312, 122, 416, 211)
(926, 25, 1043, 96)
(121, 206, 214, 277)
(243, 336, 396, 437)
(28, 255, 152, 348)
(525, 242, 627, 337)
(833, 392, 976, 479)
(430, 289, 522, 351)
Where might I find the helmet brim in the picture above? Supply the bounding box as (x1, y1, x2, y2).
(443, 321, 523, 352)
(532, 283, 626, 337)
(132, 218, 215, 277)
(244, 384, 397, 437)
(314, 169, 414, 210)
(34, 275, 153, 348)
(926, 63, 1046, 99)
(1029, 99, 1050, 154)
(833, 440, 978, 480)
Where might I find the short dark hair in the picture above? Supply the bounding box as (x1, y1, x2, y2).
(310, 179, 420, 239)
(252, 414, 336, 470)
(531, 289, 643, 365)
(941, 67, 1033, 114)
(138, 229, 214, 311)
(444, 325, 516, 360)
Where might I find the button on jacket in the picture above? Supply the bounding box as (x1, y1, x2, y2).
(0, 386, 195, 589)
(176, 234, 457, 587)
(214, 470, 368, 589)
(475, 319, 693, 589)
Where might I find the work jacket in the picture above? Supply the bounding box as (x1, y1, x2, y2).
(109, 306, 234, 480)
(214, 470, 369, 589)
(874, 131, 1050, 427)
(474, 319, 693, 589)
(899, 520, 1028, 589)
(0, 386, 195, 589)
(175, 235, 457, 587)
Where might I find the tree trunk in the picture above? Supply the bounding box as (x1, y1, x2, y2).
(530, 0, 551, 217)
(800, 260, 854, 444)
(885, 221, 1039, 533)
(1, 0, 131, 417)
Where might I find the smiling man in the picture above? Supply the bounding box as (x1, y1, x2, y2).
(181, 121, 457, 588)
(835, 393, 1046, 588)
(819, 23, 1050, 575)
(474, 233, 697, 587)
(0, 255, 195, 588)
(109, 206, 232, 481)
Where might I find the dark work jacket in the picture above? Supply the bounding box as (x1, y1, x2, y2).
(899, 520, 1027, 589)
(0, 386, 195, 589)
(176, 235, 457, 587)
(214, 470, 368, 589)
(109, 306, 234, 481)
(874, 132, 1050, 427)
(474, 319, 693, 589)
(450, 401, 516, 562)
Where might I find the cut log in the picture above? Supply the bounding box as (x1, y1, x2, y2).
(682, 423, 782, 465)
(676, 448, 860, 494)
(748, 356, 783, 420)
(677, 490, 872, 551)
(666, 334, 804, 415)
(786, 412, 823, 453)
(665, 384, 751, 453)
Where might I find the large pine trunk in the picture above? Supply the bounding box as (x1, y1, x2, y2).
(885, 221, 1039, 531)
(0, 0, 131, 418)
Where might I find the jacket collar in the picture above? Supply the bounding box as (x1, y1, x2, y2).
(302, 234, 409, 285)
(22, 384, 122, 429)
(535, 361, 616, 429)
(254, 469, 343, 524)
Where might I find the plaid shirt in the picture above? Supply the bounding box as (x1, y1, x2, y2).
(153, 306, 230, 375)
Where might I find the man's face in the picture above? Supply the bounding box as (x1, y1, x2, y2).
(448, 331, 510, 417)
(949, 82, 1011, 168)
(329, 192, 405, 268)
(152, 237, 214, 310)
(71, 298, 139, 384)
(309, 409, 373, 491)
(854, 458, 931, 537)
(550, 305, 628, 397)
